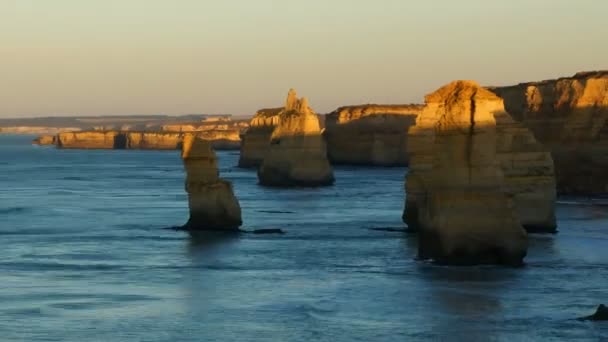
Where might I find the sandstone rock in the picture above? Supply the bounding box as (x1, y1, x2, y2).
(55, 130, 240, 150)
(405, 81, 528, 265)
(57, 131, 125, 149)
(257, 89, 334, 186)
(489, 71, 608, 195)
(181, 135, 242, 230)
(32, 134, 57, 145)
(238, 107, 282, 167)
(324, 104, 423, 166)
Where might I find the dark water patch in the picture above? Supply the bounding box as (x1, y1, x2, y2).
(61, 176, 86, 181)
(0, 261, 124, 272)
(256, 210, 296, 214)
(0, 206, 30, 214)
(368, 227, 411, 233)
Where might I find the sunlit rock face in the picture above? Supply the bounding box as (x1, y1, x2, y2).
(490, 71, 608, 195)
(324, 104, 423, 166)
(181, 135, 242, 231)
(257, 89, 334, 187)
(57, 131, 125, 149)
(238, 108, 282, 168)
(405, 80, 528, 265)
(32, 134, 57, 145)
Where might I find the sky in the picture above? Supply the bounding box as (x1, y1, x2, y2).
(0, 0, 606, 118)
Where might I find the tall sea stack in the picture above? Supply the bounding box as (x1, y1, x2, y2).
(182, 135, 242, 230)
(257, 89, 334, 186)
(405, 81, 528, 265)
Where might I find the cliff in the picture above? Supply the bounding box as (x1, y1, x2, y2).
(238, 107, 283, 167)
(489, 71, 608, 194)
(181, 135, 242, 230)
(55, 130, 241, 150)
(257, 89, 335, 186)
(405, 81, 528, 265)
(324, 104, 423, 166)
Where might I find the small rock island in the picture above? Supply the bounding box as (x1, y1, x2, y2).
(181, 135, 242, 231)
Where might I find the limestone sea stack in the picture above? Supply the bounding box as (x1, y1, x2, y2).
(489, 71, 608, 195)
(405, 81, 527, 265)
(324, 104, 423, 166)
(257, 89, 334, 186)
(181, 135, 242, 230)
(238, 107, 282, 167)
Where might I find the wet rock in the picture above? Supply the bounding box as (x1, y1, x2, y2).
(578, 304, 608, 321)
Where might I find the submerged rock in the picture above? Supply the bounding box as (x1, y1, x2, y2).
(257, 89, 334, 187)
(489, 71, 608, 195)
(181, 135, 242, 231)
(578, 304, 608, 321)
(405, 80, 528, 265)
(324, 104, 423, 166)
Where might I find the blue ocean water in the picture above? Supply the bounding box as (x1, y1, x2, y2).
(0, 134, 607, 341)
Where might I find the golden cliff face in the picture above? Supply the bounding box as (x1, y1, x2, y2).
(181, 135, 242, 230)
(257, 89, 334, 186)
(405, 81, 528, 265)
(238, 107, 283, 167)
(57, 131, 124, 149)
(55, 130, 241, 150)
(324, 104, 423, 166)
(489, 71, 608, 194)
(32, 134, 57, 145)
(405, 80, 557, 234)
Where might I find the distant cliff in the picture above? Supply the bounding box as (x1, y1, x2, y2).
(324, 104, 423, 166)
(489, 71, 608, 194)
(54, 130, 241, 150)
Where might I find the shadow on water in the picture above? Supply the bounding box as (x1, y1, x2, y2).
(186, 230, 241, 258)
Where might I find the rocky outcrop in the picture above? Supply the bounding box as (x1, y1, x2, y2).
(494, 112, 557, 232)
(324, 104, 423, 166)
(57, 131, 125, 149)
(238, 107, 282, 167)
(578, 305, 608, 321)
(181, 135, 242, 230)
(405, 81, 528, 265)
(489, 71, 608, 195)
(257, 89, 334, 186)
(32, 134, 57, 145)
(55, 130, 240, 150)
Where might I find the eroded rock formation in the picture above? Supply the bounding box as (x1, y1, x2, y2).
(181, 135, 242, 230)
(489, 71, 608, 194)
(32, 134, 57, 145)
(324, 104, 423, 166)
(257, 89, 334, 186)
(405, 81, 528, 265)
(55, 130, 240, 150)
(57, 131, 125, 149)
(238, 107, 282, 167)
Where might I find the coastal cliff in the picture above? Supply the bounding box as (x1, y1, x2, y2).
(32, 134, 57, 145)
(257, 89, 334, 186)
(181, 135, 242, 230)
(54, 130, 241, 150)
(405, 81, 528, 265)
(324, 104, 423, 166)
(489, 71, 608, 194)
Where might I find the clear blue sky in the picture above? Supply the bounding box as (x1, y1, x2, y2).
(0, 0, 606, 117)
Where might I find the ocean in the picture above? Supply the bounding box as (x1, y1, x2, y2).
(1, 134, 607, 341)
